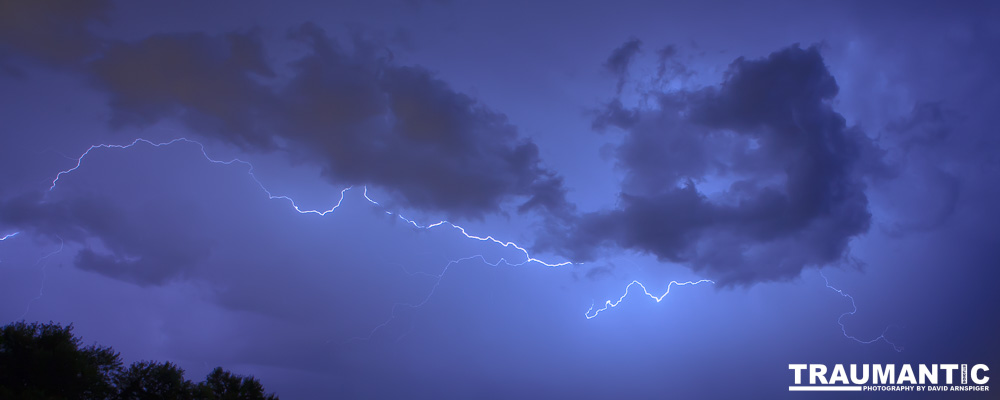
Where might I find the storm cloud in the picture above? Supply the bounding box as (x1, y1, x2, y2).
(0, 17, 572, 285)
(0, 0, 109, 73)
(1, 1, 998, 398)
(84, 23, 569, 221)
(0, 190, 212, 286)
(604, 37, 641, 94)
(2, 10, 571, 224)
(90, 30, 278, 149)
(547, 44, 886, 285)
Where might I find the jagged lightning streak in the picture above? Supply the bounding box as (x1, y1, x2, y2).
(49, 138, 568, 268)
(0, 232, 19, 263)
(821, 272, 903, 352)
(47, 137, 717, 337)
(349, 255, 482, 343)
(362, 187, 570, 267)
(348, 253, 544, 343)
(18, 237, 64, 321)
(49, 137, 581, 339)
(585, 279, 714, 319)
(22, 140, 903, 349)
(50, 138, 350, 216)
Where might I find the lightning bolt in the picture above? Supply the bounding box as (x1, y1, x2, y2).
(42, 137, 718, 339)
(350, 249, 564, 343)
(585, 279, 714, 319)
(18, 237, 64, 321)
(347, 254, 489, 343)
(360, 187, 571, 267)
(48, 138, 569, 268)
(46, 137, 583, 340)
(821, 272, 903, 352)
(0, 232, 20, 263)
(49, 138, 351, 216)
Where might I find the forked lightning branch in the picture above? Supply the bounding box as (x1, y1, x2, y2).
(789, 364, 990, 392)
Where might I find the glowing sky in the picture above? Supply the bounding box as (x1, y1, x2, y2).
(1, 1, 997, 398)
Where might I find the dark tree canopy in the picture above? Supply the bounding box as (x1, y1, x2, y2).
(196, 367, 277, 400)
(0, 321, 279, 400)
(115, 360, 195, 400)
(0, 321, 121, 399)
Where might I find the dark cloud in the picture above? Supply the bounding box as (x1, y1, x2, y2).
(0, 20, 573, 284)
(82, 23, 569, 220)
(592, 44, 692, 132)
(0, 191, 211, 286)
(590, 98, 639, 132)
(90, 30, 278, 149)
(655, 45, 691, 82)
(604, 38, 642, 94)
(544, 44, 885, 286)
(0, 0, 109, 72)
(275, 24, 569, 219)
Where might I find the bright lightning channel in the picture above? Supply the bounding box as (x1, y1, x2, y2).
(361, 187, 569, 267)
(585, 279, 714, 319)
(48, 138, 569, 268)
(821, 272, 903, 352)
(50, 138, 349, 216)
(46, 137, 714, 336)
(0, 232, 19, 263)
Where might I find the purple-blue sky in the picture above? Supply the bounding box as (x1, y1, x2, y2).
(1, 0, 998, 398)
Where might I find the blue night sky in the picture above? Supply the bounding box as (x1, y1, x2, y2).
(1, 1, 998, 398)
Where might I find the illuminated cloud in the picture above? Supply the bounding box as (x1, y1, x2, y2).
(546, 44, 887, 285)
(87, 23, 570, 221)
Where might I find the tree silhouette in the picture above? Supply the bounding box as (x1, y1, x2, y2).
(0, 321, 279, 399)
(195, 367, 278, 400)
(0, 321, 121, 399)
(115, 360, 195, 400)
